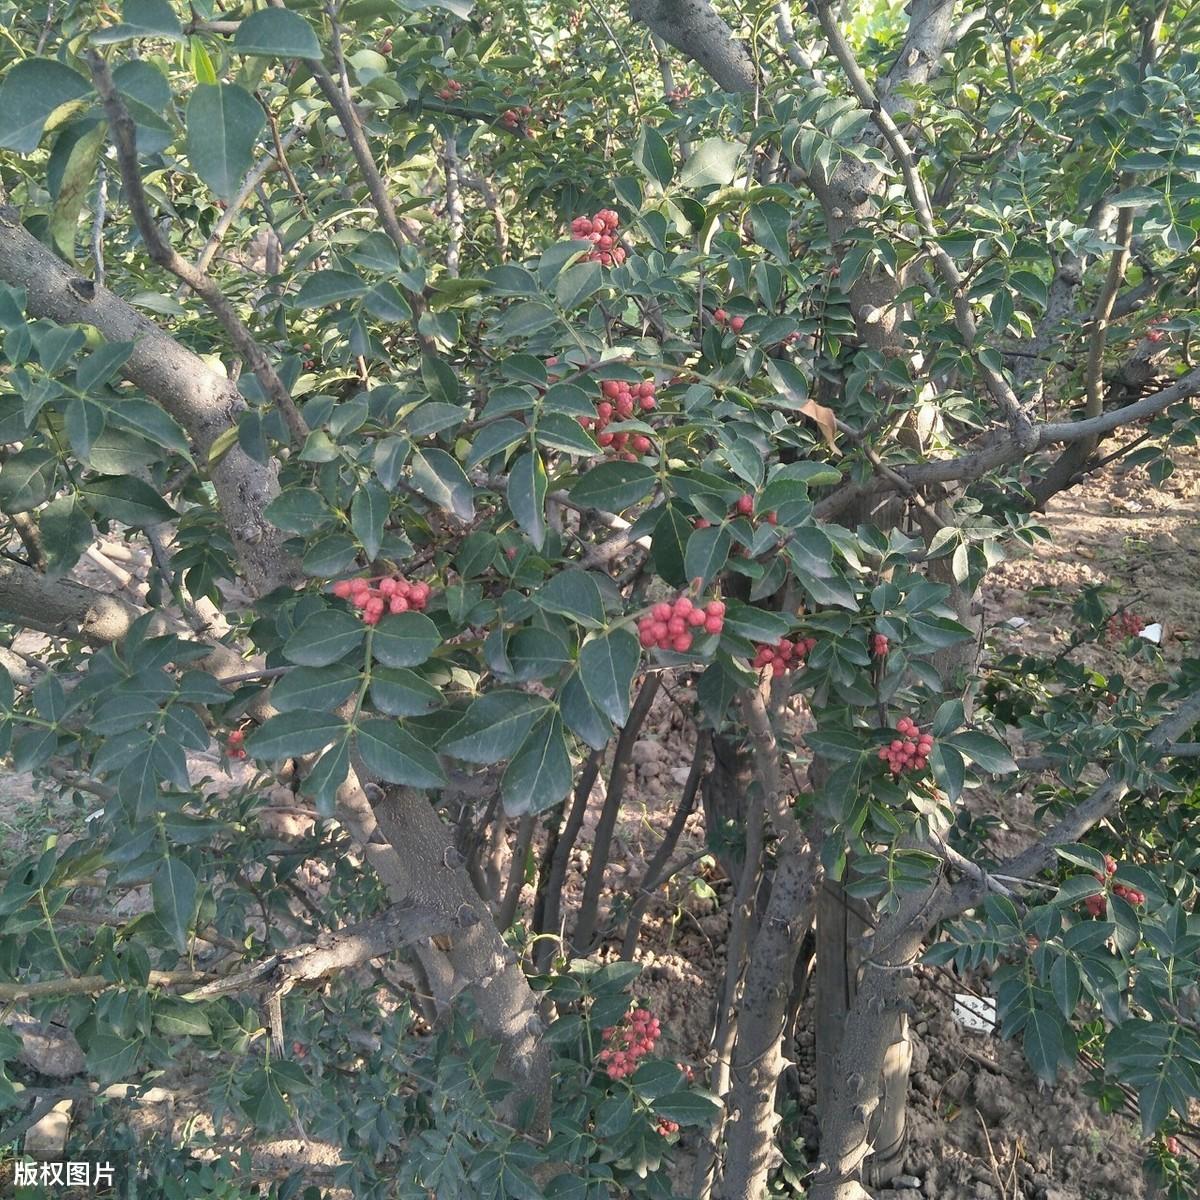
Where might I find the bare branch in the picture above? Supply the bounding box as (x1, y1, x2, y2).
(87, 54, 309, 446)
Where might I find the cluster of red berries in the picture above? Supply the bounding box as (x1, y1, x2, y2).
(598, 1008, 661, 1080)
(694, 493, 778, 530)
(713, 308, 746, 334)
(638, 596, 725, 653)
(436, 78, 463, 101)
(1147, 322, 1167, 344)
(656, 1118, 680, 1136)
(225, 728, 247, 760)
(1106, 611, 1146, 641)
(751, 635, 818, 675)
(569, 209, 626, 266)
(579, 378, 657, 460)
(666, 84, 690, 104)
(1085, 855, 1145, 916)
(332, 575, 432, 625)
(871, 633, 890, 658)
(876, 717, 934, 775)
(501, 104, 531, 128)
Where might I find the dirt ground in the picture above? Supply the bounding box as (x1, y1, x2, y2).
(2, 453, 1197, 1198)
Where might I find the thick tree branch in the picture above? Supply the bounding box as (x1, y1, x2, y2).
(0, 215, 298, 595)
(629, 0, 758, 93)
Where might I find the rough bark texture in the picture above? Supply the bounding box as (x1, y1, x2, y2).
(719, 821, 823, 1200)
(0, 212, 297, 596)
(357, 785, 552, 1130)
(628, 0, 758, 93)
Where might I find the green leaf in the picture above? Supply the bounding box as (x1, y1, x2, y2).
(264, 488, 331, 535)
(86, 1034, 141, 1087)
(232, 8, 322, 58)
(371, 612, 441, 668)
(355, 718, 447, 787)
(38, 496, 92, 577)
(652, 1090, 721, 1126)
(93, 0, 182, 43)
(684, 524, 731, 588)
(948, 730, 1017, 775)
(535, 412, 601, 457)
(633, 125, 674, 189)
(555, 261, 603, 310)
(559, 669, 613, 750)
(0, 448, 56, 513)
(153, 856, 197, 954)
(721, 602, 791, 642)
(104, 398, 192, 458)
(533, 570, 607, 628)
(271, 663, 359, 713)
(650, 503, 689, 587)
(248, 710, 345, 759)
(185, 83, 266, 200)
(79, 475, 176, 526)
(351, 481, 389, 561)
(579, 628, 639, 726)
(410, 448, 475, 519)
(0, 60, 92, 153)
(678, 138, 743, 189)
(508, 449, 547, 549)
(369, 667, 442, 717)
(283, 610, 365, 667)
(65, 397, 106, 459)
(76, 341, 135, 392)
(750, 201, 791, 261)
(501, 713, 572, 815)
(1022, 1009, 1069, 1083)
(568, 461, 656, 513)
(49, 120, 106, 260)
(293, 270, 367, 308)
(153, 999, 212, 1038)
(439, 692, 549, 763)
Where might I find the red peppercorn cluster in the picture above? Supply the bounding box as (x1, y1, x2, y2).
(501, 104, 531, 128)
(638, 596, 725, 653)
(871, 633, 889, 658)
(695, 493, 777, 531)
(657, 1118, 681, 1136)
(712, 307, 746, 333)
(1086, 854, 1144, 916)
(598, 1007, 661, 1079)
(569, 209, 626, 266)
(332, 576, 432, 625)
(751, 635, 818, 675)
(225, 728, 247, 760)
(579, 378, 657, 461)
(1147, 322, 1167, 344)
(877, 717, 933, 775)
(1106, 611, 1146, 641)
(666, 84, 690, 104)
(436, 78, 463, 101)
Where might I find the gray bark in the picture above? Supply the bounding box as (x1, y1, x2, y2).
(629, 0, 758, 93)
(0, 212, 297, 597)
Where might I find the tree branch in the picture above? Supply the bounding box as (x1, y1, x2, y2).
(0, 214, 298, 595)
(87, 54, 308, 446)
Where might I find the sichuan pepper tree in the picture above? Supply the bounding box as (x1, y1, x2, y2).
(0, 1, 1198, 1199)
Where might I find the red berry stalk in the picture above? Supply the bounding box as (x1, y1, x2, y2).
(225, 728, 247, 760)
(712, 307, 746, 333)
(569, 209, 626, 265)
(752, 636, 818, 675)
(877, 717, 934, 775)
(580, 378, 656, 461)
(332, 576, 432, 625)
(638, 595, 725, 653)
(597, 1007, 661, 1079)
